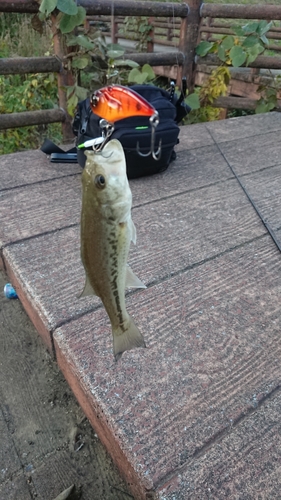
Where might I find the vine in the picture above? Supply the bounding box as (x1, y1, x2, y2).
(195, 20, 280, 114)
(35, 0, 154, 116)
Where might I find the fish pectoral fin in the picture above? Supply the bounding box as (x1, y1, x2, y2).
(125, 265, 146, 289)
(113, 315, 146, 361)
(78, 276, 97, 298)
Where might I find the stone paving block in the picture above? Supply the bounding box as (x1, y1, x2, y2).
(0, 175, 81, 247)
(53, 237, 281, 499)
(216, 131, 281, 176)
(0, 149, 81, 191)
(0, 474, 31, 500)
(0, 408, 22, 483)
(131, 145, 233, 207)
(0, 143, 233, 250)
(240, 164, 281, 232)
(157, 388, 281, 499)
(177, 123, 214, 151)
(206, 111, 281, 143)
(2, 177, 266, 351)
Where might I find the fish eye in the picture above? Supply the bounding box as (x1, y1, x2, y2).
(94, 174, 106, 189)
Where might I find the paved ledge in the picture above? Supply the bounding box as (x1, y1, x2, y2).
(1, 112, 281, 499)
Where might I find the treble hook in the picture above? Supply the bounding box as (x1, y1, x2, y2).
(136, 113, 162, 161)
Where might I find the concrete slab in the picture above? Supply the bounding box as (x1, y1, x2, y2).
(157, 387, 281, 499)
(0, 149, 80, 191)
(2, 176, 266, 352)
(177, 123, 214, 151)
(217, 131, 281, 176)
(53, 237, 281, 499)
(0, 175, 81, 247)
(1, 113, 281, 499)
(205, 111, 281, 143)
(131, 145, 233, 206)
(240, 164, 281, 231)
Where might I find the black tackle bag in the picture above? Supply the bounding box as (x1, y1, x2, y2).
(72, 84, 190, 179)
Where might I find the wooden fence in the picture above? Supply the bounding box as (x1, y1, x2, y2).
(1, 0, 281, 142)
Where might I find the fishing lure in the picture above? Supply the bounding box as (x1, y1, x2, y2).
(89, 85, 161, 160)
(90, 84, 156, 122)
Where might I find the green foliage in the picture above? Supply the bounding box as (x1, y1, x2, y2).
(256, 75, 281, 113)
(183, 67, 230, 124)
(0, 73, 62, 154)
(196, 20, 279, 115)
(196, 20, 271, 67)
(128, 64, 155, 84)
(120, 16, 153, 52)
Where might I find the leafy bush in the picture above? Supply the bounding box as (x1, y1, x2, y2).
(0, 73, 62, 155)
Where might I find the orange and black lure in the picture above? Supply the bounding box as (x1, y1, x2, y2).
(89, 85, 161, 160)
(90, 84, 156, 122)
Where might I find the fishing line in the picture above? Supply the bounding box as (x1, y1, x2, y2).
(215, 140, 281, 254)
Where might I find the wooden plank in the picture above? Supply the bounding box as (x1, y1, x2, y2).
(0, 56, 61, 75)
(0, 109, 65, 130)
(201, 4, 281, 20)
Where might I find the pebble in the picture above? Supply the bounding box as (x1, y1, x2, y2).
(4, 283, 18, 299)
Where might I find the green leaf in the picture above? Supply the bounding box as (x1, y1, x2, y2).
(246, 43, 264, 65)
(260, 34, 269, 46)
(142, 64, 155, 80)
(67, 92, 78, 116)
(57, 0, 77, 15)
(75, 86, 88, 100)
(185, 93, 200, 110)
(114, 59, 139, 68)
(257, 20, 272, 36)
(242, 22, 259, 34)
(72, 56, 89, 69)
(218, 44, 227, 62)
(231, 25, 245, 37)
(59, 7, 86, 33)
(229, 45, 247, 67)
(75, 35, 96, 50)
(128, 68, 142, 83)
(66, 85, 75, 98)
(255, 99, 275, 114)
(221, 35, 235, 51)
(107, 50, 125, 59)
(107, 43, 125, 52)
(242, 35, 258, 48)
(39, 0, 57, 15)
(196, 41, 214, 57)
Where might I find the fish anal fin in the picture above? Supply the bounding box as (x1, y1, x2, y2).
(78, 276, 97, 298)
(126, 265, 146, 289)
(113, 316, 146, 361)
(130, 219, 137, 245)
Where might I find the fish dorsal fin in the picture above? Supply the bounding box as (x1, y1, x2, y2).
(126, 265, 146, 289)
(78, 276, 97, 298)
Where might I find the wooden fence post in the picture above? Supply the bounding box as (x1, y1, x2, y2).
(147, 17, 154, 53)
(51, 14, 75, 143)
(179, 0, 202, 91)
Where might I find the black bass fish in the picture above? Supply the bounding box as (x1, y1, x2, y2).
(80, 139, 146, 361)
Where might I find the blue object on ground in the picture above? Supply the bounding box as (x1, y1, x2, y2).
(4, 283, 18, 299)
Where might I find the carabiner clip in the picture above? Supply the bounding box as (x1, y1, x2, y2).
(136, 112, 162, 161)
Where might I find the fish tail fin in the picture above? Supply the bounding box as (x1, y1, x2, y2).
(113, 316, 146, 361)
